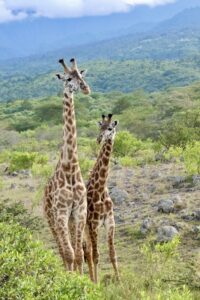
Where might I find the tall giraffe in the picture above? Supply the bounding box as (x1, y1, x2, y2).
(85, 114, 119, 283)
(43, 58, 90, 274)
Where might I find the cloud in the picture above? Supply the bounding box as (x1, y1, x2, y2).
(0, 0, 27, 22)
(1, 0, 176, 22)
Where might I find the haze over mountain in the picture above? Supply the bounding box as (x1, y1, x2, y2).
(0, 0, 200, 60)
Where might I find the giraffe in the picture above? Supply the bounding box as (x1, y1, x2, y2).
(84, 114, 119, 283)
(43, 57, 90, 274)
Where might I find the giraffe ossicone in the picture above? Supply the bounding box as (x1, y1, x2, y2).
(43, 57, 90, 274)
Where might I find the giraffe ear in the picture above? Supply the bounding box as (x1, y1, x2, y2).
(112, 120, 118, 127)
(80, 70, 87, 77)
(56, 73, 61, 79)
(56, 73, 64, 80)
(98, 121, 102, 127)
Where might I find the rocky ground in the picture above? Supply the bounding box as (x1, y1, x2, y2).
(1, 161, 200, 277)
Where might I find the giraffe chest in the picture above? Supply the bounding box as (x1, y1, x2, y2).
(87, 195, 113, 224)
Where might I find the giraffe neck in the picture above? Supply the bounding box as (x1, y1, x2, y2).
(90, 139, 113, 190)
(58, 90, 79, 170)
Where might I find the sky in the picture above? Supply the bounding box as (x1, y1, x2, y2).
(0, 0, 176, 22)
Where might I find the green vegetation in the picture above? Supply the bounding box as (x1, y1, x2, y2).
(2, 26, 200, 101)
(0, 81, 200, 174)
(1, 76, 200, 299)
(102, 237, 194, 300)
(183, 142, 200, 175)
(0, 151, 49, 172)
(0, 221, 101, 300)
(2, 58, 200, 102)
(0, 200, 197, 300)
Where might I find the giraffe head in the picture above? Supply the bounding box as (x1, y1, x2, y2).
(97, 114, 118, 144)
(56, 58, 90, 95)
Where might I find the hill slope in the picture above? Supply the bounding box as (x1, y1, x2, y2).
(1, 57, 200, 102)
(0, 0, 200, 60)
(1, 7, 200, 101)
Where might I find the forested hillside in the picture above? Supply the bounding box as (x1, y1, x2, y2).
(1, 8, 200, 102)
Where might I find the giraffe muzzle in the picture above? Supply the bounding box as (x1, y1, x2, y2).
(82, 86, 91, 95)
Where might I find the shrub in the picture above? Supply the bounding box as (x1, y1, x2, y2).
(183, 142, 200, 175)
(160, 110, 200, 150)
(114, 132, 155, 166)
(2, 151, 49, 171)
(0, 222, 101, 300)
(88, 139, 100, 157)
(32, 162, 53, 178)
(10, 116, 39, 132)
(113, 131, 144, 157)
(119, 156, 137, 167)
(135, 149, 155, 165)
(163, 146, 184, 163)
(79, 157, 94, 179)
(0, 130, 20, 150)
(0, 200, 42, 231)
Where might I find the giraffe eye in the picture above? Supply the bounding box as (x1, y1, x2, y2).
(108, 128, 112, 131)
(67, 78, 72, 82)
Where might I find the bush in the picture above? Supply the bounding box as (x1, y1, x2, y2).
(159, 110, 200, 149)
(113, 131, 144, 157)
(163, 146, 184, 163)
(1, 151, 49, 171)
(113, 131, 155, 166)
(183, 142, 200, 175)
(0, 130, 20, 150)
(79, 157, 94, 179)
(119, 156, 137, 167)
(135, 149, 155, 165)
(0, 222, 101, 300)
(10, 116, 39, 132)
(0, 200, 42, 231)
(32, 162, 53, 178)
(160, 125, 192, 149)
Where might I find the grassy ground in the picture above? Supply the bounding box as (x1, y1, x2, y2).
(1, 159, 200, 299)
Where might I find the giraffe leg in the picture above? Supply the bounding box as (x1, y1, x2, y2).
(84, 224, 95, 281)
(73, 202, 87, 275)
(69, 219, 77, 271)
(105, 214, 119, 281)
(90, 226, 100, 283)
(56, 213, 75, 271)
(74, 217, 85, 275)
(46, 208, 65, 263)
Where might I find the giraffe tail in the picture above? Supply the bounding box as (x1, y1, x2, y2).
(82, 240, 88, 263)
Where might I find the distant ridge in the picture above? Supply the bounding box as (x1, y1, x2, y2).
(0, 0, 200, 60)
(154, 7, 200, 32)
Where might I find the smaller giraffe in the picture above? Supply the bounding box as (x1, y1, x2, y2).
(85, 114, 119, 283)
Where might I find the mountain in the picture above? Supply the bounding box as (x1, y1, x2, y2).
(0, 0, 200, 60)
(2, 7, 200, 73)
(1, 6, 200, 101)
(154, 7, 200, 32)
